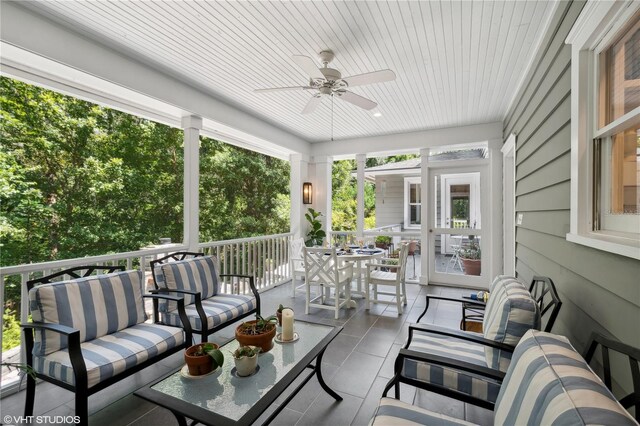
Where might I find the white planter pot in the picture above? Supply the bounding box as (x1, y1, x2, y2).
(234, 354, 258, 377)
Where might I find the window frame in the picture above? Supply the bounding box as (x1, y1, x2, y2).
(565, 0, 640, 260)
(404, 176, 422, 229)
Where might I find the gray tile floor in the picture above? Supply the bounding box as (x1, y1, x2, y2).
(0, 283, 493, 426)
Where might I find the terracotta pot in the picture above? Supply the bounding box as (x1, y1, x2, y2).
(462, 258, 481, 276)
(184, 343, 218, 376)
(234, 353, 259, 377)
(235, 321, 276, 353)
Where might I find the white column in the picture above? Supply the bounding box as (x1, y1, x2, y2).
(182, 115, 202, 252)
(419, 148, 430, 285)
(290, 154, 309, 240)
(356, 153, 366, 239)
(312, 156, 333, 240)
(488, 138, 504, 280)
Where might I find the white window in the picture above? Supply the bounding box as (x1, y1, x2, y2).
(566, 2, 640, 259)
(404, 177, 421, 228)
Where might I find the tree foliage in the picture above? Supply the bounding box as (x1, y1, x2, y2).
(0, 77, 290, 344)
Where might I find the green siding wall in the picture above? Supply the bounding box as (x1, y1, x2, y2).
(503, 0, 640, 353)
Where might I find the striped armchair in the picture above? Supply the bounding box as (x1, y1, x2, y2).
(402, 277, 543, 409)
(372, 330, 639, 425)
(22, 267, 191, 426)
(150, 252, 260, 342)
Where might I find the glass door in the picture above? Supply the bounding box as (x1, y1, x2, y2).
(428, 165, 487, 288)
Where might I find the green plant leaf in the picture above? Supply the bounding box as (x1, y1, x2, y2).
(208, 348, 224, 369)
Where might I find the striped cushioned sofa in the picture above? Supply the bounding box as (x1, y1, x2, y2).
(23, 267, 191, 426)
(150, 252, 260, 342)
(372, 330, 639, 425)
(402, 276, 545, 408)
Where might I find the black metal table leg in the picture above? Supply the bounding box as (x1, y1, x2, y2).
(315, 346, 343, 401)
(170, 410, 189, 426)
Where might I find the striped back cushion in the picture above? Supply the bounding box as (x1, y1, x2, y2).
(29, 270, 146, 356)
(483, 278, 540, 370)
(159, 255, 220, 311)
(489, 274, 526, 293)
(495, 330, 637, 425)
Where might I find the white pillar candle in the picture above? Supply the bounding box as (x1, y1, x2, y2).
(282, 308, 294, 341)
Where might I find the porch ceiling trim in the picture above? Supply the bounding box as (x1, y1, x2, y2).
(311, 122, 503, 159)
(0, 2, 310, 158)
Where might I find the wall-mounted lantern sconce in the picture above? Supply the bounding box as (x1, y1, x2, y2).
(303, 182, 313, 204)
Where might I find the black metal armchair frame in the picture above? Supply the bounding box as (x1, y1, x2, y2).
(389, 332, 640, 416)
(149, 251, 261, 343)
(417, 276, 562, 333)
(22, 266, 192, 426)
(583, 332, 640, 422)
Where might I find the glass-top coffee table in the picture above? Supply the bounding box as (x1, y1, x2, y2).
(135, 320, 342, 426)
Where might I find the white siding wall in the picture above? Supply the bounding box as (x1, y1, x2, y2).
(374, 175, 406, 227)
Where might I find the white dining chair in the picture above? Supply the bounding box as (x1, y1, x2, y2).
(289, 237, 306, 297)
(365, 243, 409, 314)
(303, 247, 354, 319)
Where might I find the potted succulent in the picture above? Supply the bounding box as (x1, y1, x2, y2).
(232, 345, 261, 376)
(184, 342, 224, 376)
(460, 237, 481, 276)
(276, 304, 292, 326)
(305, 208, 326, 247)
(235, 314, 278, 352)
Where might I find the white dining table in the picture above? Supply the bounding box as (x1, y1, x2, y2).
(336, 247, 386, 301)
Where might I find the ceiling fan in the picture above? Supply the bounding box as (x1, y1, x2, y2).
(254, 49, 396, 115)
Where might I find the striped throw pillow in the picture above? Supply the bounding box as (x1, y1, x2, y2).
(29, 270, 146, 356)
(159, 256, 220, 311)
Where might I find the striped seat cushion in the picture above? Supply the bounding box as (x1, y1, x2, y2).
(369, 270, 399, 281)
(32, 323, 184, 388)
(406, 333, 501, 404)
(495, 330, 637, 425)
(160, 294, 256, 331)
(371, 397, 474, 425)
(29, 270, 147, 356)
(159, 256, 220, 312)
(483, 278, 540, 371)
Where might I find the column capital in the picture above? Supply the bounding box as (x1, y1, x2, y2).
(355, 153, 367, 162)
(311, 155, 333, 164)
(419, 148, 430, 157)
(181, 115, 203, 130)
(290, 153, 310, 163)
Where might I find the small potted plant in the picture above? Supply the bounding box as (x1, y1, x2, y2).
(232, 345, 261, 377)
(184, 342, 224, 376)
(460, 237, 481, 276)
(235, 314, 278, 352)
(375, 236, 392, 250)
(276, 304, 292, 326)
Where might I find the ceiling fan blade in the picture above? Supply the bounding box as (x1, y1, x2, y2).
(343, 69, 396, 87)
(302, 95, 323, 114)
(292, 55, 325, 81)
(336, 91, 377, 110)
(254, 86, 312, 93)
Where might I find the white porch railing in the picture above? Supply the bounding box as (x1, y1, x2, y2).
(199, 233, 293, 291)
(0, 232, 293, 396)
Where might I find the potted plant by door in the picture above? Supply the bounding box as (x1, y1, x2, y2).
(460, 237, 481, 276)
(235, 315, 278, 352)
(184, 342, 225, 376)
(232, 346, 261, 376)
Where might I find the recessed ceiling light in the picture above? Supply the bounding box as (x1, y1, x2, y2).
(373, 112, 382, 117)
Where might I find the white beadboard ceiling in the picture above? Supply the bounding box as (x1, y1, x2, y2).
(25, 1, 556, 143)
